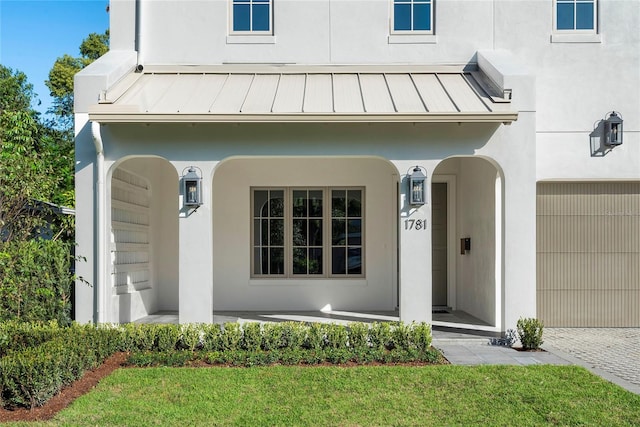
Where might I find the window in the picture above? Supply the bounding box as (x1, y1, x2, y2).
(252, 188, 364, 278)
(392, 0, 433, 33)
(555, 0, 596, 31)
(231, 0, 272, 33)
(330, 189, 363, 276)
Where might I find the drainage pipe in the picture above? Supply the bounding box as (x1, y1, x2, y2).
(91, 121, 105, 324)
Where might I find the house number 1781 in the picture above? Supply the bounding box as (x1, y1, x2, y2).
(404, 219, 427, 231)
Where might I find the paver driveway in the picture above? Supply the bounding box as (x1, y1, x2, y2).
(544, 328, 640, 392)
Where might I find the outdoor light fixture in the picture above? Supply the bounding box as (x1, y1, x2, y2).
(408, 166, 427, 206)
(604, 111, 623, 146)
(182, 166, 203, 208)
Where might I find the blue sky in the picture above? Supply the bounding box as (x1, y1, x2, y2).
(0, 0, 109, 115)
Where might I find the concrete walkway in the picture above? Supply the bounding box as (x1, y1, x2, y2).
(432, 329, 571, 367)
(433, 327, 640, 395)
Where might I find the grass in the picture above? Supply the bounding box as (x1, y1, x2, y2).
(10, 365, 640, 426)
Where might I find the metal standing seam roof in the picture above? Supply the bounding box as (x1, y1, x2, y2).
(88, 65, 517, 123)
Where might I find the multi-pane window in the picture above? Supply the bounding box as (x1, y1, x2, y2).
(232, 0, 272, 33)
(292, 190, 324, 275)
(393, 0, 432, 32)
(252, 188, 364, 278)
(556, 0, 596, 31)
(253, 189, 285, 275)
(331, 190, 363, 276)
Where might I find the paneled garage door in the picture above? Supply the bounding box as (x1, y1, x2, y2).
(537, 182, 640, 327)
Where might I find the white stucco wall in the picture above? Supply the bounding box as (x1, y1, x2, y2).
(137, 0, 493, 66)
(433, 157, 499, 326)
(98, 0, 640, 184)
(211, 157, 398, 311)
(456, 157, 498, 324)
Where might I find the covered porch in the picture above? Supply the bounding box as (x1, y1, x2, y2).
(75, 52, 536, 334)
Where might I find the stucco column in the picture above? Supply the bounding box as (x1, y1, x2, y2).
(177, 162, 215, 324)
(395, 161, 432, 324)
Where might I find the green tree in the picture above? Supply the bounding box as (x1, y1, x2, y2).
(0, 67, 57, 241)
(0, 65, 75, 324)
(46, 30, 109, 127)
(0, 66, 35, 113)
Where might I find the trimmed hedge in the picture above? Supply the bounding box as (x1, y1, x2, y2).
(0, 321, 437, 409)
(114, 321, 433, 354)
(0, 323, 120, 409)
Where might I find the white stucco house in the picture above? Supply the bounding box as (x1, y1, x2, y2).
(74, 0, 639, 331)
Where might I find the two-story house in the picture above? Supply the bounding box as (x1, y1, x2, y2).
(74, 0, 639, 330)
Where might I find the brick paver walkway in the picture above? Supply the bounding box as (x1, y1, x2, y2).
(544, 328, 640, 388)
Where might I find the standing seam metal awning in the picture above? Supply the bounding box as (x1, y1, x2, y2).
(88, 65, 517, 123)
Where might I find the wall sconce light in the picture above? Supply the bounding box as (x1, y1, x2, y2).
(408, 166, 427, 206)
(182, 166, 203, 209)
(604, 111, 623, 146)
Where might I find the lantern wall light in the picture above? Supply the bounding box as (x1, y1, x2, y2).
(181, 166, 203, 209)
(604, 111, 623, 146)
(408, 166, 427, 206)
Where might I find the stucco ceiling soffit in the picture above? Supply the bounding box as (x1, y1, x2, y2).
(89, 67, 518, 124)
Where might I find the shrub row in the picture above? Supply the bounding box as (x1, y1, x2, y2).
(126, 347, 443, 368)
(116, 321, 433, 354)
(0, 320, 64, 357)
(0, 323, 120, 409)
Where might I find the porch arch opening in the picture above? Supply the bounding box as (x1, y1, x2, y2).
(108, 157, 179, 323)
(210, 156, 400, 316)
(431, 156, 503, 330)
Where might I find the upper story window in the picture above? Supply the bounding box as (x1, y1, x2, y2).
(232, 0, 272, 33)
(392, 0, 433, 33)
(555, 0, 596, 31)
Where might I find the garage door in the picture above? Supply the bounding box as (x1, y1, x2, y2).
(537, 182, 640, 327)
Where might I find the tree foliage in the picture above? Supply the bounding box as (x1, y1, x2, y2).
(80, 31, 110, 61)
(46, 30, 109, 126)
(0, 65, 76, 323)
(0, 29, 107, 323)
(0, 67, 63, 241)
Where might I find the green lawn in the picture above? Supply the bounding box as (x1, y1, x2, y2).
(11, 365, 640, 426)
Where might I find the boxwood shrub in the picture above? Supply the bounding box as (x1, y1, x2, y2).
(0, 323, 120, 409)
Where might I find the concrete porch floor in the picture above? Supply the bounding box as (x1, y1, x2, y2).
(133, 309, 497, 337)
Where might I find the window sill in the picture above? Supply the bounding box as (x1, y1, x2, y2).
(227, 35, 276, 44)
(388, 34, 437, 44)
(550, 33, 601, 43)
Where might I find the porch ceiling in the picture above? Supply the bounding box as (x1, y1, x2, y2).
(88, 64, 518, 124)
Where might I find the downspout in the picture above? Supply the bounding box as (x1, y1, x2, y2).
(91, 121, 105, 324)
(135, 0, 143, 66)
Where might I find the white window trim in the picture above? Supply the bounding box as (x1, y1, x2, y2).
(552, 0, 600, 43)
(250, 187, 365, 279)
(226, 35, 276, 44)
(229, 0, 273, 36)
(550, 33, 601, 43)
(390, 0, 434, 36)
(388, 34, 438, 44)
